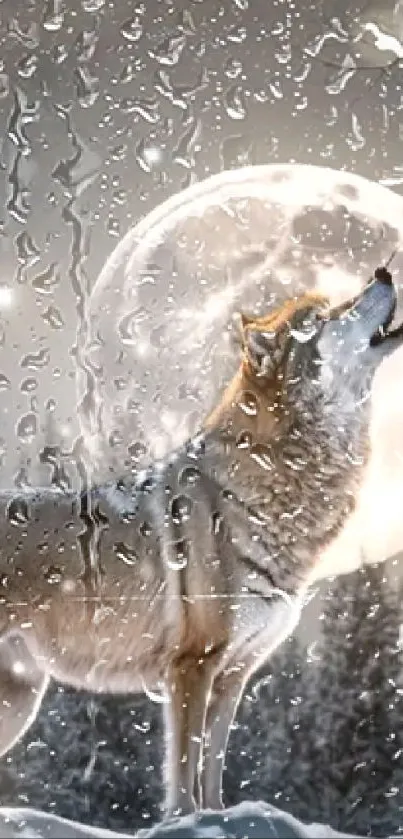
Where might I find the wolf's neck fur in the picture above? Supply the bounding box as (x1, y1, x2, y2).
(199, 369, 371, 586)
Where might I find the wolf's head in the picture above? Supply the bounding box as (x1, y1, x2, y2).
(239, 267, 403, 424)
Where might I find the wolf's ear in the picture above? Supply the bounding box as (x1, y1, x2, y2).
(242, 323, 279, 377)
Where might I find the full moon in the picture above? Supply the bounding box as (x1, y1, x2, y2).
(81, 164, 403, 581)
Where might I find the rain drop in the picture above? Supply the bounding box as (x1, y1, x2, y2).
(237, 391, 258, 416)
(44, 566, 63, 585)
(75, 67, 99, 108)
(128, 440, 148, 462)
(82, 0, 105, 10)
(16, 412, 37, 444)
(6, 497, 30, 526)
(0, 73, 9, 98)
(179, 465, 201, 487)
(289, 324, 317, 343)
(224, 84, 246, 120)
(171, 494, 192, 525)
(20, 377, 38, 394)
(21, 349, 50, 370)
(42, 305, 64, 330)
(74, 29, 99, 63)
(32, 263, 60, 295)
(0, 374, 10, 392)
(236, 430, 252, 449)
(149, 34, 185, 66)
(224, 58, 243, 79)
(141, 677, 169, 704)
(250, 443, 273, 471)
(42, 0, 65, 31)
(113, 542, 138, 565)
(17, 54, 38, 79)
(121, 16, 143, 42)
(118, 310, 140, 345)
(15, 231, 40, 267)
(166, 538, 190, 571)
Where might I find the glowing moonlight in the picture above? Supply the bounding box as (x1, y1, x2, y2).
(81, 164, 403, 581)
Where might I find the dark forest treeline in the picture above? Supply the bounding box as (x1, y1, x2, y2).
(1, 563, 403, 836)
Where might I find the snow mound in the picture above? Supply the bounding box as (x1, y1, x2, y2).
(0, 802, 395, 839)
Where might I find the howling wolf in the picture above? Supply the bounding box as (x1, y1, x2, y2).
(0, 267, 401, 816)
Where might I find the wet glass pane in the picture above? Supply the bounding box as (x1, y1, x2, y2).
(0, 0, 403, 836)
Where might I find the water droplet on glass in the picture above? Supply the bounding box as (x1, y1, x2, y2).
(135, 139, 161, 173)
(141, 677, 169, 704)
(139, 520, 152, 538)
(224, 84, 246, 120)
(15, 231, 40, 267)
(179, 465, 201, 487)
(44, 566, 63, 584)
(118, 62, 136, 84)
(236, 430, 252, 450)
(17, 54, 38, 79)
(21, 348, 50, 370)
(75, 66, 99, 108)
(226, 25, 247, 43)
(326, 55, 356, 95)
(121, 16, 143, 42)
(166, 538, 190, 571)
(0, 374, 10, 392)
(224, 57, 243, 79)
(6, 497, 30, 526)
(42, 305, 64, 329)
(347, 113, 365, 152)
(0, 73, 9, 98)
(8, 19, 39, 49)
(16, 412, 37, 444)
(20, 377, 38, 394)
(171, 494, 192, 525)
(238, 390, 258, 416)
(107, 217, 120, 238)
(32, 263, 60, 295)
(82, 0, 105, 10)
(128, 440, 147, 462)
(290, 324, 317, 343)
(113, 541, 138, 566)
(43, 0, 65, 31)
(120, 96, 159, 123)
(74, 28, 99, 63)
(149, 34, 185, 66)
(173, 116, 200, 169)
(52, 43, 69, 64)
(118, 310, 142, 345)
(250, 443, 273, 471)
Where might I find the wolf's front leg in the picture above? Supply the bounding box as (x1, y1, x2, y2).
(200, 659, 252, 811)
(0, 635, 49, 756)
(163, 655, 218, 817)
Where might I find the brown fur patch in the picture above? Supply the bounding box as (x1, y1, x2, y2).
(240, 291, 328, 335)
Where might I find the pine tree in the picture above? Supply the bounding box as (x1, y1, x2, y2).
(224, 634, 317, 816)
(312, 564, 403, 836)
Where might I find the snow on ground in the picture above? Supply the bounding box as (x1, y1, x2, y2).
(0, 802, 396, 839)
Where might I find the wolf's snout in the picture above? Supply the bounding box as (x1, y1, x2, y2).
(354, 269, 396, 326)
(350, 266, 403, 351)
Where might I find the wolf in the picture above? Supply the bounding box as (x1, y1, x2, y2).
(0, 266, 401, 817)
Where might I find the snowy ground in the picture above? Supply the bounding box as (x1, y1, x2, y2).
(0, 802, 394, 839)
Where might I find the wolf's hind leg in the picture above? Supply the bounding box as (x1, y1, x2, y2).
(0, 635, 49, 756)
